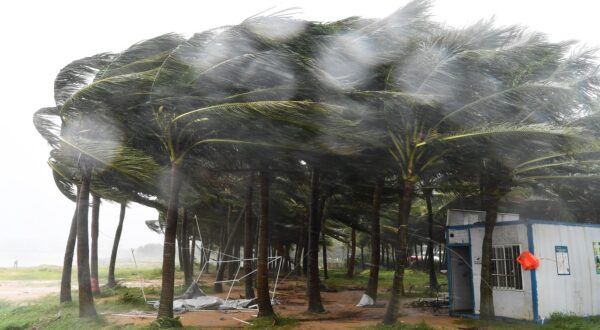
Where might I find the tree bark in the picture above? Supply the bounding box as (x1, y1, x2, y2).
(307, 168, 325, 313)
(480, 187, 500, 320)
(423, 188, 439, 290)
(244, 172, 256, 299)
(157, 163, 183, 319)
(107, 203, 126, 288)
(90, 194, 100, 295)
(76, 160, 97, 317)
(383, 180, 414, 324)
(322, 232, 328, 280)
(256, 170, 274, 317)
(60, 206, 78, 303)
(214, 206, 245, 292)
(346, 227, 356, 278)
(182, 209, 193, 287)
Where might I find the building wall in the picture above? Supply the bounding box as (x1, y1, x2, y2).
(532, 223, 600, 320)
(469, 223, 534, 320)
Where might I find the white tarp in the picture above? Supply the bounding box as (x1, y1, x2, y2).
(151, 296, 257, 313)
(356, 293, 375, 307)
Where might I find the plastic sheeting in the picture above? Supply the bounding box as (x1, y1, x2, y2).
(151, 296, 257, 313)
(356, 293, 375, 307)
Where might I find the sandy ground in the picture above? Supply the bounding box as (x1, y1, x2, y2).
(0, 276, 462, 329)
(0, 280, 62, 302)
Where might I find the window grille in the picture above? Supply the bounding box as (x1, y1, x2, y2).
(491, 245, 523, 290)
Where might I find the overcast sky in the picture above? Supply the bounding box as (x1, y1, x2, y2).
(0, 0, 599, 267)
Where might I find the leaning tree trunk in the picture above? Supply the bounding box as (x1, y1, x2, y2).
(346, 227, 357, 278)
(60, 207, 78, 303)
(383, 180, 414, 324)
(244, 172, 256, 299)
(90, 194, 100, 295)
(365, 178, 383, 302)
(107, 203, 126, 288)
(256, 170, 274, 317)
(76, 160, 97, 318)
(307, 168, 325, 313)
(157, 163, 183, 319)
(423, 188, 439, 290)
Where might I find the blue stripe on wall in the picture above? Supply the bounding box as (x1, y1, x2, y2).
(527, 223, 540, 323)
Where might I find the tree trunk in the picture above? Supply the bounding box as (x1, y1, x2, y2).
(383, 180, 414, 324)
(60, 206, 78, 303)
(360, 245, 365, 270)
(322, 232, 328, 280)
(256, 170, 274, 317)
(228, 241, 240, 281)
(214, 207, 231, 293)
(346, 227, 356, 278)
(90, 194, 100, 295)
(307, 168, 325, 313)
(157, 163, 183, 319)
(244, 172, 256, 299)
(214, 206, 245, 292)
(177, 222, 184, 271)
(480, 195, 499, 320)
(107, 203, 126, 288)
(190, 230, 196, 276)
(423, 188, 439, 290)
(182, 209, 193, 287)
(76, 161, 97, 317)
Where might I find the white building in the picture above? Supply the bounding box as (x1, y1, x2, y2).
(446, 209, 600, 323)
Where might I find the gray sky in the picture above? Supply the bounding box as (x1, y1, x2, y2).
(0, 0, 598, 267)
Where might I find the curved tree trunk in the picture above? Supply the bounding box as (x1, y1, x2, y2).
(107, 203, 126, 288)
(423, 188, 439, 290)
(383, 180, 414, 324)
(60, 207, 78, 303)
(244, 172, 256, 299)
(157, 163, 183, 319)
(365, 177, 383, 301)
(307, 168, 325, 313)
(346, 227, 356, 278)
(76, 161, 97, 317)
(256, 170, 274, 317)
(90, 194, 100, 295)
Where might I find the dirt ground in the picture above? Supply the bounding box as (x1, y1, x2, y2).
(0, 276, 461, 329)
(107, 277, 462, 329)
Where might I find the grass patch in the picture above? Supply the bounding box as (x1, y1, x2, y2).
(323, 268, 447, 297)
(0, 266, 163, 282)
(0, 296, 107, 330)
(452, 313, 600, 330)
(245, 314, 299, 329)
(360, 321, 435, 330)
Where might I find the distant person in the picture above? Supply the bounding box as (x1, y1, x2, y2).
(13, 260, 17, 269)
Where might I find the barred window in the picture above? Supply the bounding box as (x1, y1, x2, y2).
(491, 245, 523, 290)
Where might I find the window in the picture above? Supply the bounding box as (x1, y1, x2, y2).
(491, 245, 523, 290)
